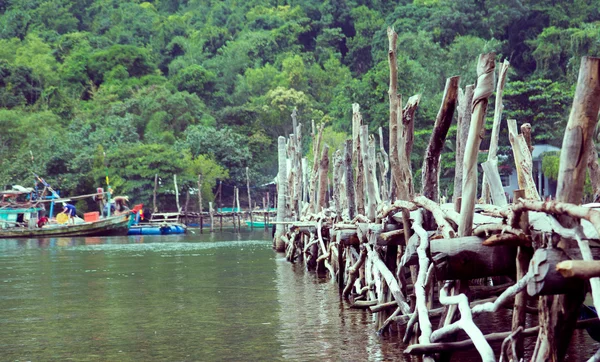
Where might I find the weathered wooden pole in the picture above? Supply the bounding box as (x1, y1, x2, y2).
(532, 56, 600, 362)
(509, 189, 531, 358)
(153, 173, 158, 213)
(481, 59, 510, 203)
(197, 173, 203, 228)
(458, 53, 495, 237)
(274, 136, 288, 251)
(344, 139, 356, 220)
(332, 150, 343, 220)
(316, 144, 330, 213)
(246, 167, 251, 212)
(360, 125, 377, 221)
(453, 85, 474, 210)
(310, 123, 324, 214)
(353, 104, 365, 214)
(174, 174, 181, 212)
(588, 138, 600, 202)
(421, 76, 460, 204)
(508, 119, 540, 200)
(209, 201, 214, 232)
(398, 95, 419, 199)
(378, 127, 390, 203)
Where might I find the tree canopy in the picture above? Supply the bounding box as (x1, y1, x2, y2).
(1, 0, 599, 210)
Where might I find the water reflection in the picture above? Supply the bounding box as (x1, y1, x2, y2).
(1, 230, 598, 361)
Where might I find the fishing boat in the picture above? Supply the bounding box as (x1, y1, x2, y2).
(127, 212, 187, 235)
(0, 187, 133, 238)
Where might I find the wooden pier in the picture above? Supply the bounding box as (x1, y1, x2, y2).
(272, 28, 600, 362)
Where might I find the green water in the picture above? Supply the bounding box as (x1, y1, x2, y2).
(1, 230, 597, 361)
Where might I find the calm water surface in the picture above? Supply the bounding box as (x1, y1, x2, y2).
(0, 230, 597, 361)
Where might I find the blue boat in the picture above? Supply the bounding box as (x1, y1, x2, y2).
(128, 223, 186, 235)
(127, 212, 187, 235)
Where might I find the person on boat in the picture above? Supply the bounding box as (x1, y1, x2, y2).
(63, 202, 76, 224)
(114, 196, 130, 215)
(37, 215, 49, 228)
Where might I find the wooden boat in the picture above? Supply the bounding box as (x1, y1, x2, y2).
(0, 210, 131, 238)
(0, 187, 132, 238)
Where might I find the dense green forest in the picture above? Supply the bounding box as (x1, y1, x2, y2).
(1, 0, 599, 211)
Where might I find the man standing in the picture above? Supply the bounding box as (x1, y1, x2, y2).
(63, 203, 76, 225)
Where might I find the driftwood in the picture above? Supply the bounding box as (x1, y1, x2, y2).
(353, 104, 365, 216)
(421, 76, 460, 203)
(274, 136, 288, 251)
(316, 144, 330, 213)
(458, 53, 495, 237)
(557, 260, 600, 278)
(508, 118, 540, 201)
(481, 59, 510, 203)
(532, 56, 600, 362)
(453, 85, 474, 208)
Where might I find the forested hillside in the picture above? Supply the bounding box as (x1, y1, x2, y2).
(1, 0, 599, 211)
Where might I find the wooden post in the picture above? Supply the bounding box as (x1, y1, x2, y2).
(454, 85, 474, 209)
(387, 27, 403, 200)
(209, 201, 214, 232)
(480, 159, 507, 206)
(532, 56, 600, 362)
(235, 186, 241, 215)
(184, 188, 190, 225)
(218, 181, 222, 213)
(508, 119, 540, 200)
(398, 95, 420, 199)
(274, 136, 288, 252)
(197, 173, 203, 228)
(153, 173, 158, 213)
(174, 174, 180, 212)
(316, 144, 330, 213)
(344, 140, 356, 220)
(353, 104, 365, 214)
(421, 76, 460, 203)
(360, 125, 376, 221)
(378, 127, 390, 203)
(481, 59, 510, 203)
(310, 123, 324, 214)
(509, 189, 531, 359)
(246, 167, 251, 213)
(458, 53, 495, 237)
(332, 150, 343, 220)
(588, 139, 600, 202)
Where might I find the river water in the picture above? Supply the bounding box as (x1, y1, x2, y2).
(0, 230, 598, 361)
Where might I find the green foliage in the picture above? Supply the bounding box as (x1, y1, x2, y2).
(1, 0, 599, 204)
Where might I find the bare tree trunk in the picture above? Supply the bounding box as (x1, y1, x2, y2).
(481, 59, 510, 203)
(274, 136, 288, 252)
(588, 138, 600, 202)
(508, 119, 540, 200)
(458, 53, 496, 237)
(310, 123, 324, 214)
(344, 140, 356, 220)
(360, 126, 377, 221)
(421, 76, 460, 205)
(532, 56, 600, 362)
(454, 85, 474, 208)
(333, 150, 343, 220)
(353, 104, 365, 214)
(399, 95, 420, 199)
(316, 144, 330, 213)
(378, 127, 390, 203)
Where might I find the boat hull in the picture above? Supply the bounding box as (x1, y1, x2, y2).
(128, 223, 186, 235)
(0, 214, 131, 238)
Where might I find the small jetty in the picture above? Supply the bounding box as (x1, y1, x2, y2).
(272, 28, 600, 362)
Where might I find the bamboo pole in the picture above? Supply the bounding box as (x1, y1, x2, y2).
(532, 56, 600, 362)
(209, 201, 214, 232)
(481, 59, 510, 203)
(246, 167, 251, 212)
(458, 53, 495, 237)
(197, 173, 203, 229)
